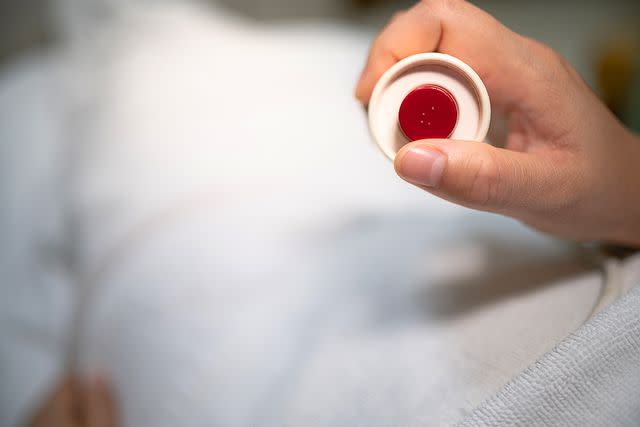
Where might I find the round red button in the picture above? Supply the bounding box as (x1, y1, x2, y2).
(398, 85, 458, 141)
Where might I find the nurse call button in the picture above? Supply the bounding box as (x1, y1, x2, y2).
(367, 53, 491, 160)
(398, 85, 458, 141)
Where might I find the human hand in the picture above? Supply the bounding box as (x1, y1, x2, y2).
(356, 0, 640, 247)
(28, 376, 118, 427)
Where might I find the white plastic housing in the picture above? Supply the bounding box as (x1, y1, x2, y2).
(368, 53, 491, 160)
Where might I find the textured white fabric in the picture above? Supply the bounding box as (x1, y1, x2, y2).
(460, 276, 640, 427)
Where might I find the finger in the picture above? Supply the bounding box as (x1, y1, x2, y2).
(355, 0, 530, 106)
(52, 377, 77, 411)
(86, 376, 119, 427)
(355, 8, 438, 103)
(28, 377, 82, 427)
(394, 139, 574, 216)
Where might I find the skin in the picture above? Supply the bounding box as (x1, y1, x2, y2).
(20, 3, 640, 423)
(28, 376, 118, 427)
(356, 0, 640, 247)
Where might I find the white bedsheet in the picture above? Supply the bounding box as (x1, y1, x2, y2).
(0, 51, 74, 427)
(0, 2, 618, 426)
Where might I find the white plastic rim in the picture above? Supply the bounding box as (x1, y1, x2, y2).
(368, 53, 491, 161)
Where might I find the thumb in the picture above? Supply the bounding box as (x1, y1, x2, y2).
(394, 140, 558, 215)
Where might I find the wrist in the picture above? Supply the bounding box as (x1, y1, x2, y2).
(607, 132, 640, 248)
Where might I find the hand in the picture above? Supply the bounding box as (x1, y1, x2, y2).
(356, 0, 640, 247)
(28, 376, 118, 427)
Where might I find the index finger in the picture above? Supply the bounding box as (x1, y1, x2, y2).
(355, 0, 529, 107)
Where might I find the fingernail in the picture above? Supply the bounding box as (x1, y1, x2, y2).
(397, 146, 446, 188)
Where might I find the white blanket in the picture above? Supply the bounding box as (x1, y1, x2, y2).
(0, 2, 634, 426)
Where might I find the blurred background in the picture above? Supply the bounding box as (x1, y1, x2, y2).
(1, 1, 639, 427)
(1, 0, 639, 126)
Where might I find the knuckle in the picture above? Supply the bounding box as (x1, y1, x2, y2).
(440, 0, 465, 12)
(523, 38, 570, 81)
(421, 0, 463, 10)
(547, 161, 586, 214)
(462, 150, 505, 209)
(537, 43, 565, 70)
(371, 32, 393, 54)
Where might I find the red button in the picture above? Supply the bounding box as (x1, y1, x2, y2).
(398, 85, 458, 141)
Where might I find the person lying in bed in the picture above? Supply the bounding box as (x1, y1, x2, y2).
(24, 0, 640, 426)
